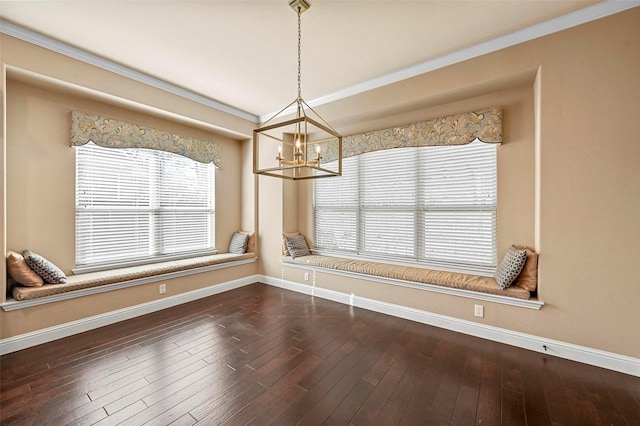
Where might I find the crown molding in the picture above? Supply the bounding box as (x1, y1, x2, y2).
(259, 0, 640, 122)
(2, 1, 638, 124)
(0, 19, 259, 123)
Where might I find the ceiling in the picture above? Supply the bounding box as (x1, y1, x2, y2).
(0, 1, 631, 123)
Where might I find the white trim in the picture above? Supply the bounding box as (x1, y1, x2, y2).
(282, 260, 543, 310)
(262, 275, 640, 377)
(0, 275, 261, 355)
(260, 0, 640, 121)
(0, 19, 258, 123)
(2, 274, 637, 376)
(1, 257, 257, 312)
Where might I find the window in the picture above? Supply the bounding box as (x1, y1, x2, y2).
(75, 142, 215, 271)
(314, 140, 497, 274)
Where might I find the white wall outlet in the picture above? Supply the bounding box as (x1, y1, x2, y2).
(304, 272, 309, 281)
(159, 284, 166, 294)
(474, 304, 484, 318)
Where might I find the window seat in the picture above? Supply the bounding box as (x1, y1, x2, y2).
(281, 254, 534, 301)
(10, 252, 256, 303)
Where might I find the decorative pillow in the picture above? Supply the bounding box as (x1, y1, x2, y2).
(7, 278, 19, 292)
(228, 232, 249, 254)
(494, 245, 527, 289)
(6, 251, 44, 287)
(513, 246, 538, 292)
(285, 235, 311, 259)
(282, 232, 300, 256)
(22, 250, 67, 284)
(239, 231, 255, 253)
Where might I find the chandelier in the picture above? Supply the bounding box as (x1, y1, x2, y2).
(253, 0, 342, 180)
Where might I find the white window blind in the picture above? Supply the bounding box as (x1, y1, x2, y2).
(314, 155, 359, 253)
(314, 140, 497, 274)
(75, 142, 215, 271)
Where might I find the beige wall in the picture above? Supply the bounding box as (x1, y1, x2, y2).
(2, 263, 257, 338)
(1, 36, 258, 338)
(5, 78, 247, 269)
(2, 8, 639, 360)
(263, 8, 640, 358)
(296, 84, 536, 259)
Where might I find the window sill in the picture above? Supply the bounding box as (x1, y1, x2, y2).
(282, 255, 543, 310)
(2, 254, 256, 311)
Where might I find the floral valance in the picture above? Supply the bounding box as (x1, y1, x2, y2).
(71, 111, 221, 167)
(317, 106, 502, 163)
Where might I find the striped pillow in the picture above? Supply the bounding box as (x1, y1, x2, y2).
(282, 232, 300, 256)
(285, 235, 310, 259)
(228, 232, 249, 254)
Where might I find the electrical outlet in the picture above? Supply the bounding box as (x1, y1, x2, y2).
(159, 284, 166, 294)
(474, 304, 484, 318)
(304, 272, 309, 281)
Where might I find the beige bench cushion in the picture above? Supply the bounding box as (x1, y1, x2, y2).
(12, 253, 255, 301)
(283, 255, 531, 300)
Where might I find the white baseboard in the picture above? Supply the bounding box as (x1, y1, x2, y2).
(2, 274, 638, 377)
(262, 275, 640, 377)
(0, 275, 260, 356)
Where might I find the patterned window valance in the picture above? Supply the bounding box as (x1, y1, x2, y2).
(70, 111, 221, 167)
(317, 106, 502, 163)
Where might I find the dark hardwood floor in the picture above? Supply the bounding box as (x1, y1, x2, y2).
(1, 283, 638, 425)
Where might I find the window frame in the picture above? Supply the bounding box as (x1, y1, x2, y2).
(74, 142, 216, 273)
(313, 140, 497, 275)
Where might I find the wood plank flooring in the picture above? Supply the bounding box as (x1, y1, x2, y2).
(1, 283, 638, 425)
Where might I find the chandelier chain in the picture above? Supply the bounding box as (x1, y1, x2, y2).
(297, 6, 302, 102)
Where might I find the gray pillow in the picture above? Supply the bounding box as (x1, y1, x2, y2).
(23, 250, 67, 284)
(285, 235, 311, 259)
(494, 245, 527, 289)
(228, 232, 249, 254)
